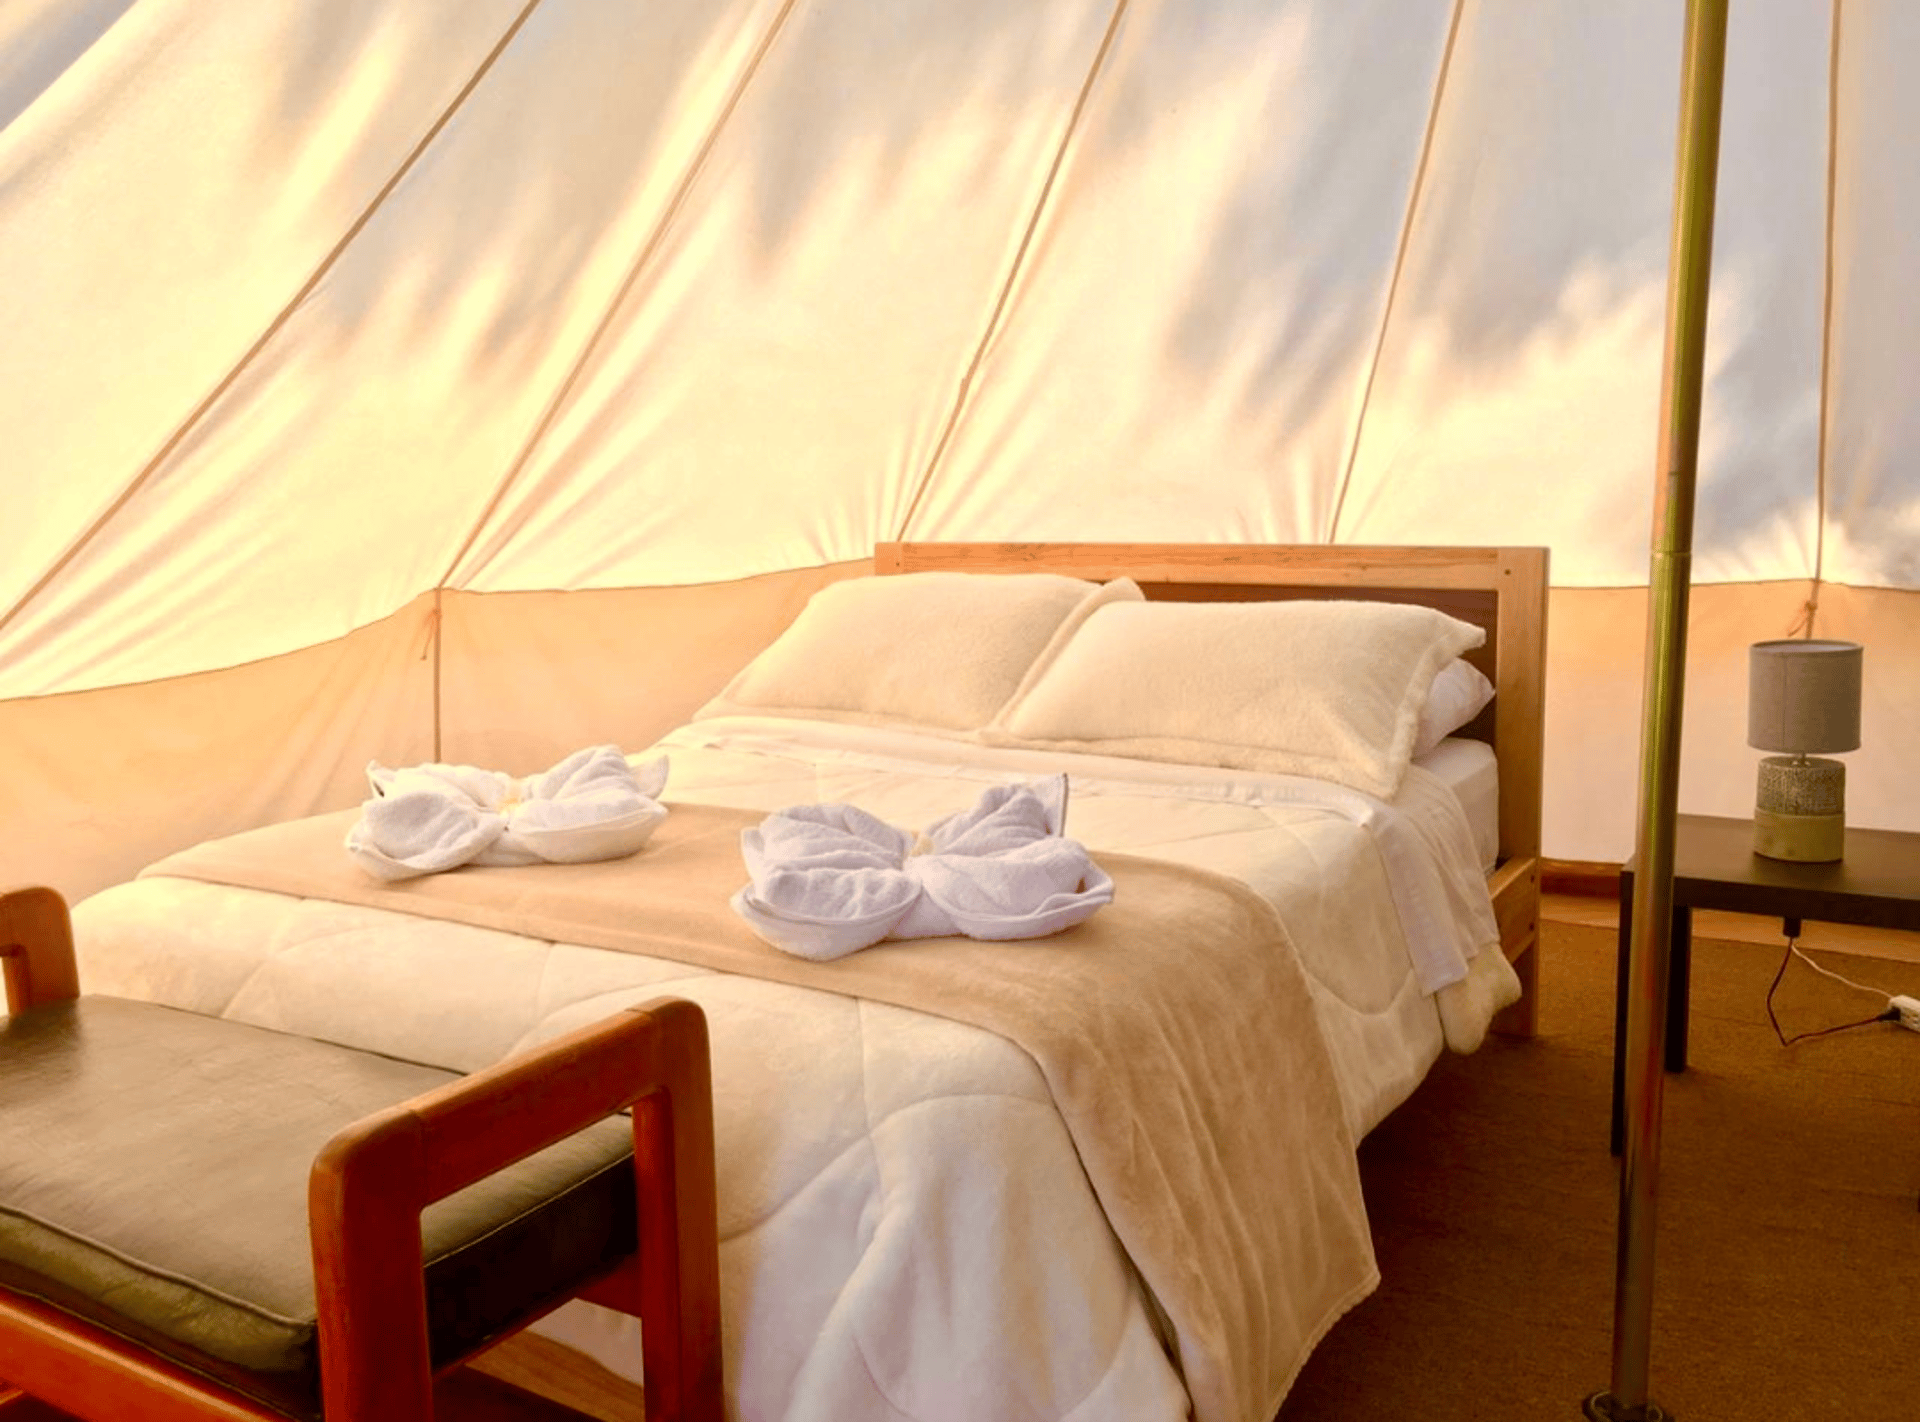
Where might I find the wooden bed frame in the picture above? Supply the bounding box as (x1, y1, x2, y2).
(876, 542, 1549, 1036)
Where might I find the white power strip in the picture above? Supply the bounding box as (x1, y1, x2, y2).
(1890, 995, 1920, 1033)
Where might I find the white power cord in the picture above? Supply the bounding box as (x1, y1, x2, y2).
(1785, 943, 1920, 1034)
(1789, 943, 1880, 996)
(1766, 933, 1920, 1045)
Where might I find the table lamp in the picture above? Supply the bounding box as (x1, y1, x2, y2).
(1747, 638, 1863, 862)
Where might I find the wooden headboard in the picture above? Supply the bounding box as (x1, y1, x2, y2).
(875, 542, 1550, 1033)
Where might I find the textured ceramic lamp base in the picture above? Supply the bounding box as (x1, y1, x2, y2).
(1753, 755, 1845, 862)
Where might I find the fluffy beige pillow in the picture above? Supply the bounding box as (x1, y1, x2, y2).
(988, 599, 1486, 797)
(697, 572, 1142, 734)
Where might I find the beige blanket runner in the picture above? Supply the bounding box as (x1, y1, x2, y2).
(146, 802, 1378, 1422)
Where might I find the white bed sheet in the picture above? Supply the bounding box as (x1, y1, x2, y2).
(1419, 736, 1500, 873)
(69, 720, 1514, 1422)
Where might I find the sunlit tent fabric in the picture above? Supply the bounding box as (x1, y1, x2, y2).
(3, 0, 1917, 902)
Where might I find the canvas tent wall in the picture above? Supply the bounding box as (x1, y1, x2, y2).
(3, 0, 1916, 903)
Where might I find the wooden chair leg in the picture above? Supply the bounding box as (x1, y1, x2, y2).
(631, 1013, 722, 1421)
(309, 1115, 436, 1422)
(0, 1384, 84, 1420)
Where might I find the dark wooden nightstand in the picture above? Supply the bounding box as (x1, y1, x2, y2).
(1610, 813, 1920, 1153)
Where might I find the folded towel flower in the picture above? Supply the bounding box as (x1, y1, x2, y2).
(732, 776, 1114, 960)
(345, 746, 670, 881)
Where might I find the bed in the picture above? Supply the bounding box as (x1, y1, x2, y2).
(59, 541, 1547, 1422)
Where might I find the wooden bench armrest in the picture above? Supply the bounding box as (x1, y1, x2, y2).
(310, 997, 722, 1422)
(0, 887, 719, 1420)
(1, 888, 79, 1014)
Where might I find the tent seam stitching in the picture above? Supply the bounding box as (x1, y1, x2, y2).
(0, 0, 551, 648)
(1324, 0, 1467, 546)
(1805, 0, 1843, 637)
(890, 0, 1134, 543)
(434, 0, 805, 594)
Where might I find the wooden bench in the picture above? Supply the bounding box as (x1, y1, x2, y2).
(0, 886, 722, 1421)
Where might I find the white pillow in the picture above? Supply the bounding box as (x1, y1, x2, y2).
(988, 598, 1486, 797)
(1414, 658, 1496, 757)
(697, 572, 1142, 734)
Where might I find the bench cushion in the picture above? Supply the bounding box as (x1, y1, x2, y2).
(0, 997, 636, 1421)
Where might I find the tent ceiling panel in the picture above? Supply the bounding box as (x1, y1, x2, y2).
(1338, 1, 1680, 583)
(0, 0, 788, 697)
(453, 0, 1120, 593)
(1345, 1, 1831, 589)
(0, 0, 531, 691)
(901, 0, 1454, 546)
(1687, 0, 1828, 585)
(1822, 2, 1920, 590)
(4, 0, 1919, 874)
(0, 0, 137, 130)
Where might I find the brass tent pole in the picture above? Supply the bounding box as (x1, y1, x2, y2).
(1585, 2, 1729, 1419)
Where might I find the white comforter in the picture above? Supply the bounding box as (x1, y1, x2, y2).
(70, 717, 1515, 1422)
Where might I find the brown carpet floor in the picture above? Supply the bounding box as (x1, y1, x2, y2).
(1278, 921, 1920, 1422)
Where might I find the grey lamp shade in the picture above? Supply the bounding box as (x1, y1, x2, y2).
(1747, 639, 1862, 754)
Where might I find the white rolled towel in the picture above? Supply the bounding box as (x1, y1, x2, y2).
(346, 746, 669, 881)
(732, 776, 1113, 960)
